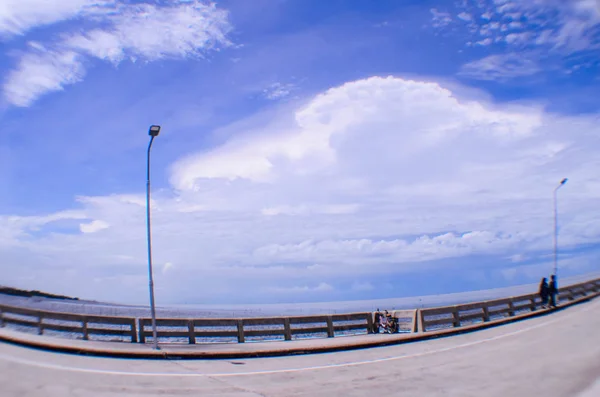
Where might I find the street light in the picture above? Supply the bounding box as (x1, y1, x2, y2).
(146, 125, 160, 350)
(553, 178, 567, 279)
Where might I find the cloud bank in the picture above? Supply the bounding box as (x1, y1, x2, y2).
(2, 75, 599, 303)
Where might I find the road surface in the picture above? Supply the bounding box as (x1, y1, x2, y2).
(1, 297, 599, 396)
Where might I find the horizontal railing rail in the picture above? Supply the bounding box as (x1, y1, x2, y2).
(419, 278, 600, 332)
(0, 304, 137, 342)
(1, 278, 598, 344)
(138, 312, 371, 343)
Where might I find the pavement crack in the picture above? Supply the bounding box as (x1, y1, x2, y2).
(207, 375, 270, 397)
(166, 360, 200, 374)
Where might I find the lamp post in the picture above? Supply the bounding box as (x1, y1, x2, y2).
(553, 178, 567, 279)
(146, 125, 160, 350)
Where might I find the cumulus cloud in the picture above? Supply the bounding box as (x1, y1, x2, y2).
(2, 0, 232, 106)
(2, 76, 600, 302)
(171, 76, 542, 189)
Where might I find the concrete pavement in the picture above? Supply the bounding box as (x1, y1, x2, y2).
(1, 295, 599, 396)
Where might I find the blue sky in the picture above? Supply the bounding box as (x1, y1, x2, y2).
(1, 0, 600, 305)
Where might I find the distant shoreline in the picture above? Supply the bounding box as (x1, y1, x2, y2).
(0, 286, 80, 301)
(1, 271, 598, 311)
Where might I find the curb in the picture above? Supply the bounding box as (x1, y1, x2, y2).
(1, 293, 597, 360)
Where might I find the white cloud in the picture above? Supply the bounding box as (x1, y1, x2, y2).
(3, 76, 600, 302)
(430, 8, 452, 28)
(459, 53, 542, 81)
(79, 220, 109, 233)
(508, 21, 523, 29)
(315, 282, 333, 291)
(171, 76, 542, 189)
(262, 82, 296, 100)
(0, 0, 111, 37)
(162, 262, 173, 275)
(65, 2, 231, 63)
(2, 1, 232, 107)
(269, 282, 333, 294)
(504, 32, 531, 45)
(252, 231, 522, 266)
(457, 12, 473, 22)
(261, 204, 359, 216)
(437, 0, 600, 53)
(476, 38, 493, 46)
(433, 0, 600, 81)
(3, 48, 85, 107)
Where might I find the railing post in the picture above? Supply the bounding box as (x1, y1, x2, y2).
(187, 320, 195, 344)
(284, 318, 292, 341)
(451, 307, 460, 327)
(0, 308, 3, 328)
(508, 299, 515, 317)
(37, 313, 43, 335)
(530, 297, 536, 311)
(412, 310, 419, 333)
(482, 305, 490, 322)
(139, 319, 146, 343)
(82, 317, 89, 341)
(366, 312, 374, 334)
(326, 316, 334, 337)
(130, 318, 137, 343)
(419, 309, 426, 332)
(237, 320, 245, 343)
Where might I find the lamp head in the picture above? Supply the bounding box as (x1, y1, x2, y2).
(149, 125, 161, 137)
(560, 178, 567, 185)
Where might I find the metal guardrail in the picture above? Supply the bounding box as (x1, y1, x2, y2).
(0, 278, 598, 343)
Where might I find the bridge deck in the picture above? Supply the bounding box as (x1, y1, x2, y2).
(1, 295, 599, 396)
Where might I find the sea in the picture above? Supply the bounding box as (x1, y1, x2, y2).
(1, 272, 597, 318)
(1, 272, 597, 344)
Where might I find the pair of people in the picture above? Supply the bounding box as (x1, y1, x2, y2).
(374, 309, 395, 333)
(539, 275, 558, 308)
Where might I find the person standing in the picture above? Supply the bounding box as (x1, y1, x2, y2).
(549, 275, 558, 308)
(379, 311, 388, 333)
(374, 309, 381, 333)
(539, 277, 549, 308)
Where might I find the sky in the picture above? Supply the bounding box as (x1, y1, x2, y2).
(1, 0, 600, 305)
